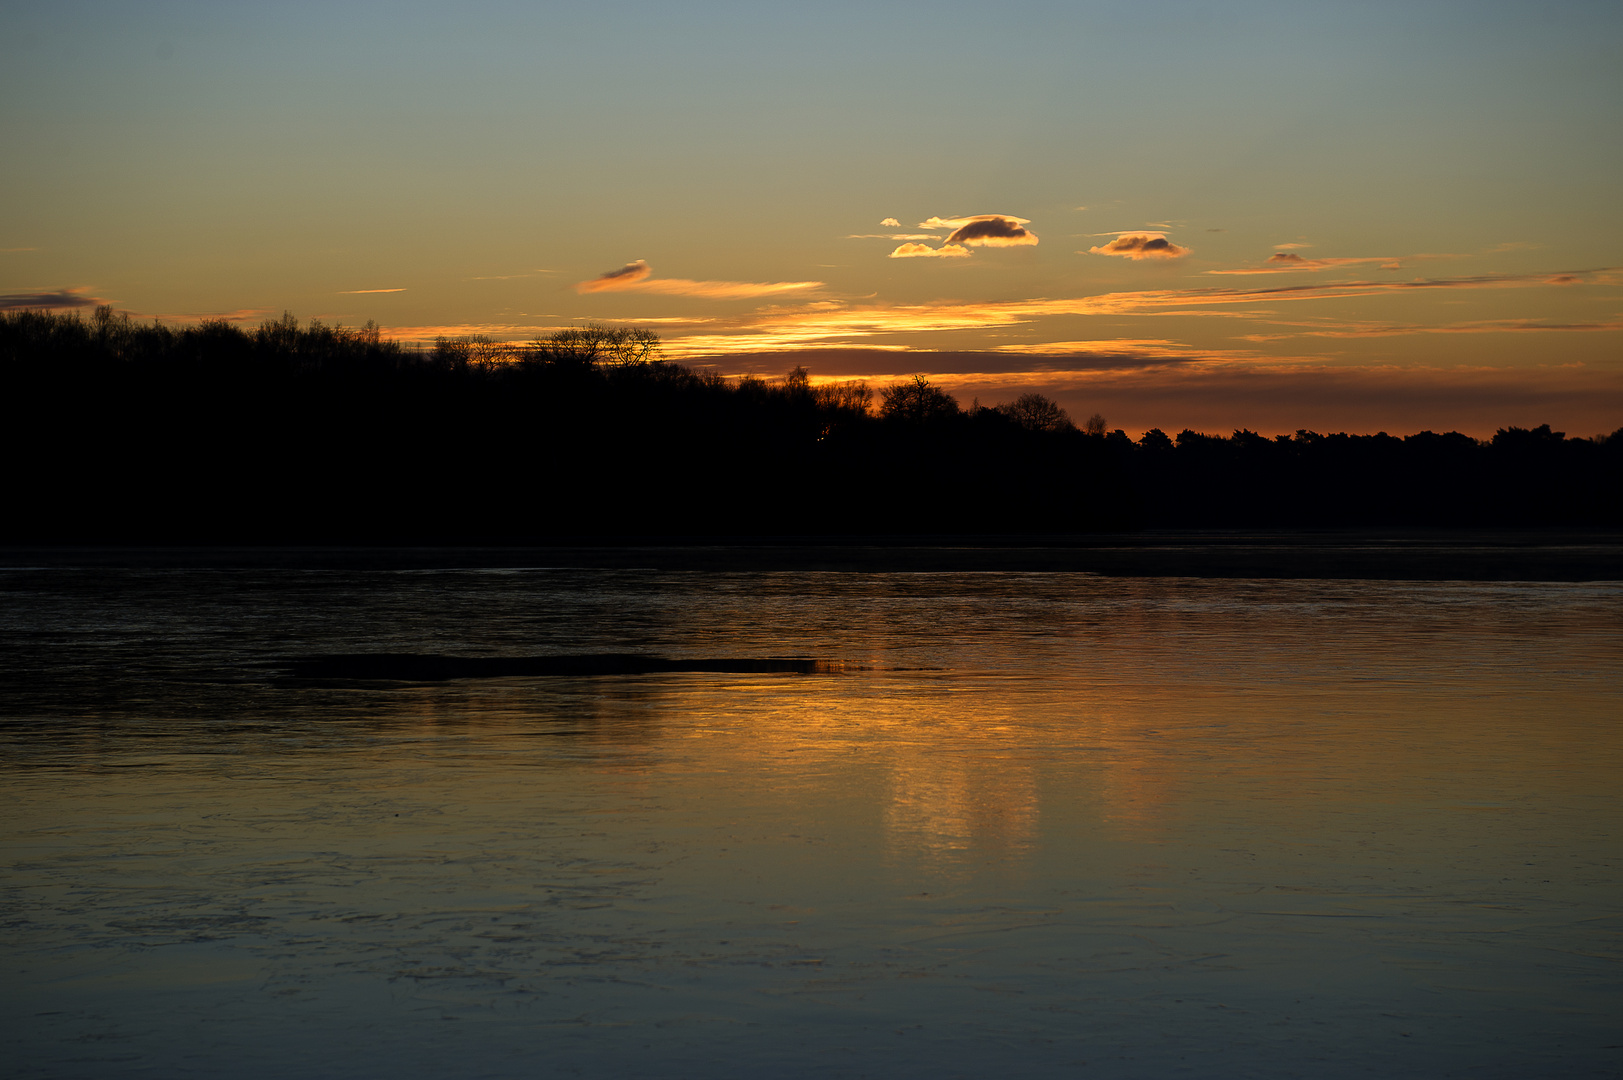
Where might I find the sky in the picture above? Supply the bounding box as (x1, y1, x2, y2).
(3, 0, 1621, 436)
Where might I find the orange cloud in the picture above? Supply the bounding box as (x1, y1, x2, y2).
(574, 260, 822, 299)
(1087, 233, 1190, 260)
(339, 287, 406, 294)
(880, 217, 902, 228)
(575, 260, 654, 292)
(632, 278, 827, 299)
(582, 267, 1623, 357)
(889, 242, 972, 259)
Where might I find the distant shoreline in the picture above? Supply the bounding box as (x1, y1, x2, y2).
(6, 531, 1620, 580)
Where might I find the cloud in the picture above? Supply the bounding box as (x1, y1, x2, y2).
(943, 215, 1039, 248)
(1087, 233, 1190, 261)
(1275, 242, 1312, 250)
(914, 214, 1038, 247)
(1239, 317, 1623, 341)
(142, 307, 276, 323)
(0, 288, 102, 310)
(339, 287, 407, 294)
(992, 339, 1203, 359)
(1210, 251, 1481, 276)
(880, 217, 902, 228)
(1207, 253, 1406, 275)
(682, 344, 1258, 382)
(625, 267, 1623, 358)
(889, 243, 972, 259)
(576, 260, 654, 292)
(1547, 274, 1581, 285)
(574, 260, 822, 299)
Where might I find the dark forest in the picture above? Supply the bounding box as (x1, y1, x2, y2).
(3, 308, 1618, 542)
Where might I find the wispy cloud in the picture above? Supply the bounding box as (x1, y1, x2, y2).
(0, 287, 102, 310)
(1239, 316, 1623, 341)
(889, 242, 972, 259)
(654, 268, 1620, 356)
(1087, 233, 1190, 260)
(142, 307, 276, 323)
(880, 217, 902, 228)
(992, 339, 1205, 358)
(339, 287, 407, 294)
(1, 247, 40, 253)
(684, 344, 1273, 382)
(574, 260, 823, 299)
(1208, 252, 1410, 275)
(366, 322, 566, 343)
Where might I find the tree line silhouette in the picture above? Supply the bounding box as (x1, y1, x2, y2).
(2, 308, 1617, 542)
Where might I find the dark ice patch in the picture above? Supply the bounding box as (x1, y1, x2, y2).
(285, 653, 841, 682)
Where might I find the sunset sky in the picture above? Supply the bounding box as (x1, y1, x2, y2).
(4, 0, 1620, 436)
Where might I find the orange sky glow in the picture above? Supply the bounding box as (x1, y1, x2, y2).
(3, 2, 1618, 437)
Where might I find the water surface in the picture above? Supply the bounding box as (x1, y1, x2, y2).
(2, 565, 1618, 1077)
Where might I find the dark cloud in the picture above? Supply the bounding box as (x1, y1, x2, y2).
(0, 288, 101, 311)
(1087, 233, 1190, 260)
(943, 215, 1039, 247)
(575, 260, 653, 293)
(682, 346, 1208, 380)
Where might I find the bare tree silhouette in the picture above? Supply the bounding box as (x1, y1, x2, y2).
(881, 375, 960, 424)
(998, 392, 1073, 433)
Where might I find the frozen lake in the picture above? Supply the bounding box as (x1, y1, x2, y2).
(2, 559, 1619, 1077)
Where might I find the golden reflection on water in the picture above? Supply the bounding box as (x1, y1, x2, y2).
(882, 714, 1042, 867)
